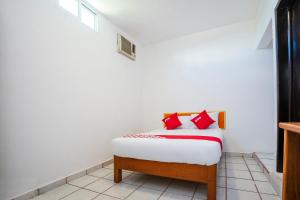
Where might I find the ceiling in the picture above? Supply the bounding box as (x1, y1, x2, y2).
(87, 0, 261, 44)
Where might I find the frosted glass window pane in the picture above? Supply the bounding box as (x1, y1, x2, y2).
(81, 4, 96, 30)
(59, 0, 78, 16)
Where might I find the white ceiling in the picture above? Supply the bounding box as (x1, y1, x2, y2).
(87, 0, 261, 44)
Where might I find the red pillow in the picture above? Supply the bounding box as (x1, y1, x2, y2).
(162, 113, 182, 130)
(191, 110, 215, 129)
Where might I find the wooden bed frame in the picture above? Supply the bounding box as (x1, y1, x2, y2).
(114, 111, 226, 200)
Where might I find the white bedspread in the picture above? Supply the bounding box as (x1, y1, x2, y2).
(112, 128, 224, 165)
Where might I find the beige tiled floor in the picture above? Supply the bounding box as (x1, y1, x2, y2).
(30, 154, 281, 200)
(255, 153, 276, 173)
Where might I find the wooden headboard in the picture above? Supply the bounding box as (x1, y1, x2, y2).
(164, 111, 226, 129)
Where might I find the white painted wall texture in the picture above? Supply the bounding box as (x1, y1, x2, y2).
(0, 0, 143, 199)
(141, 21, 276, 154)
(254, 0, 278, 163)
(255, 0, 278, 48)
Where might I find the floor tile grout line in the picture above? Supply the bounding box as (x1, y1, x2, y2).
(94, 180, 118, 198)
(57, 187, 81, 200)
(100, 172, 153, 199)
(226, 162, 247, 164)
(227, 188, 261, 194)
(258, 193, 280, 197)
(227, 187, 265, 194)
(37, 179, 101, 199)
(226, 176, 268, 182)
(101, 193, 123, 199)
(90, 193, 102, 200)
(67, 176, 101, 188)
(70, 176, 118, 198)
(79, 177, 103, 186)
(157, 179, 173, 200)
(110, 180, 143, 188)
(123, 175, 176, 192)
(88, 173, 111, 178)
(88, 173, 166, 193)
(118, 173, 151, 188)
(102, 177, 118, 182)
(123, 175, 163, 200)
(77, 187, 103, 195)
(162, 181, 199, 199)
(226, 168, 262, 172)
(86, 168, 114, 176)
(243, 155, 263, 200)
(67, 183, 101, 193)
(66, 180, 107, 194)
(255, 156, 275, 160)
(123, 183, 145, 200)
(190, 182, 198, 200)
(247, 163, 265, 166)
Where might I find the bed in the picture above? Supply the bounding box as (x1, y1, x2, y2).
(112, 111, 226, 200)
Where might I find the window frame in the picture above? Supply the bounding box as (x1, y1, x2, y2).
(58, 0, 79, 16)
(79, 1, 98, 32)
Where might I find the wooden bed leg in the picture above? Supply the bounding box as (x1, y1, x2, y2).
(114, 168, 122, 183)
(207, 179, 216, 200)
(114, 156, 122, 183)
(207, 164, 217, 200)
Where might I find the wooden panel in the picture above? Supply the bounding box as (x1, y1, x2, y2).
(164, 111, 226, 130)
(114, 156, 215, 183)
(114, 155, 217, 200)
(282, 130, 300, 200)
(279, 122, 300, 133)
(280, 122, 300, 200)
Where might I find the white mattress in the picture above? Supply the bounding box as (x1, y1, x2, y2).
(112, 128, 224, 165)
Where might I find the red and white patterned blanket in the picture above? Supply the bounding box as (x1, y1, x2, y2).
(124, 134, 223, 149)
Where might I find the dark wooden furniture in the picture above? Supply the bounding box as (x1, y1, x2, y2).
(114, 111, 226, 200)
(279, 122, 300, 200)
(276, 0, 300, 172)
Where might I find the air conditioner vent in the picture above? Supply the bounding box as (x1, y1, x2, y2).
(117, 34, 136, 60)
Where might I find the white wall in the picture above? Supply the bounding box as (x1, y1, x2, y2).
(141, 21, 276, 154)
(254, 0, 279, 166)
(255, 0, 278, 48)
(0, 0, 143, 199)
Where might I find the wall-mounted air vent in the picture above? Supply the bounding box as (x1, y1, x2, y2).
(117, 34, 136, 60)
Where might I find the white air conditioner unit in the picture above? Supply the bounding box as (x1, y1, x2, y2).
(117, 34, 136, 60)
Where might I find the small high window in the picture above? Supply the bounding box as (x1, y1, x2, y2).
(80, 3, 97, 31)
(59, 0, 98, 31)
(59, 0, 78, 16)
